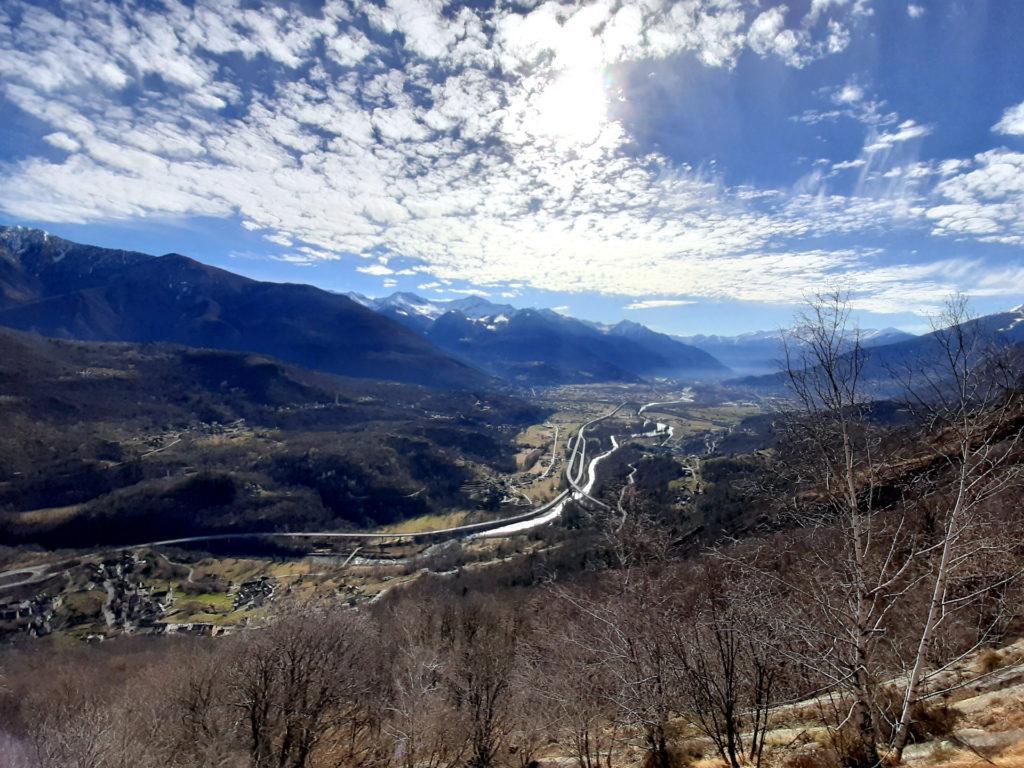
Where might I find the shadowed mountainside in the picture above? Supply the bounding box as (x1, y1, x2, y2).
(0, 227, 490, 389)
(350, 291, 729, 384)
(0, 326, 542, 548)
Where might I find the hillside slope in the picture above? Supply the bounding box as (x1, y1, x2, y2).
(736, 306, 1024, 391)
(0, 227, 490, 389)
(0, 327, 540, 548)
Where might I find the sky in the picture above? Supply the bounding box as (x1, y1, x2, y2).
(1, 0, 1023, 336)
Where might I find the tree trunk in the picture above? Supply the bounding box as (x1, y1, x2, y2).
(891, 489, 962, 763)
(845, 697, 881, 768)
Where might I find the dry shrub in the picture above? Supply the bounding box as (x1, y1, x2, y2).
(874, 687, 960, 744)
(906, 700, 960, 742)
(640, 743, 703, 768)
(825, 723, 880, 768)
(784, 748, 839, 768)
(927, 742, 960, 764)
(675, 739, 706, 763)
(974, 646, 1024, 675)
(977, 648, 1008, 674)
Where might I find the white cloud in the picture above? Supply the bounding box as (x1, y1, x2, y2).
(0, 0, 1019, 316)
(807, 0, 851, 25)
(625, 299, 696, 310)
(834, 83, 864, 104)
(927, 150, 1024, 246)
(907, 4, 925, 18)
(43, 131, 79, 152)
(832, 158, 867, 171)
(826, 21, 851, 54)
(748, 8, 811, 68)
(993, 101, 1024, 137)
(357, 263, 395, 276)
(864, 119, 932, 153)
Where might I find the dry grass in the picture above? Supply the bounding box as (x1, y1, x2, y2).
(691, 758, 729, 768)
(975, 647, 1024, 675)
(971, 698, 1024, 731)
(764, 728, 830, 748)
(519, 474, 562, 502)
(782, 750, 837, 768)
(922, 742, 963, 764)
(379, 511, 469, 534)
(514, 423, 554, 449)
(918, 740, 1024, 768)
(991, 740, 1024, 768)
(10, 503, 84, 525)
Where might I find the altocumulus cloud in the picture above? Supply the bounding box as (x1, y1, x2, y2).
(1, 0, 1023, 314)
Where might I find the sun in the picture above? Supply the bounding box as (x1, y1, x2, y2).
(531, 67, 609, 146)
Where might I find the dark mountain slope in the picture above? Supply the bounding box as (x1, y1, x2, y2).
(426, 309, 728, 384)
(607, 320, 727, 376)
(0, 227, 489, 389)
(0, 327, 541, 547)
(349, 290, 729, 384)
(0, 227, 151, 309)
(428, 308, 639, 384)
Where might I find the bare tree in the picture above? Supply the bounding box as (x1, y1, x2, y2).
(527, 596, 619, 768)
(888, 296, 1024, 762)
(552, 566, 678, 768)
(782, 293, 886, 766)
(227, 608, 383, 768)
(753, 290, 911, 768)
(737, 291, 1024, 766)
(437, 596, 521, 768)
(380, 602, 468, 768)
(667, 559, 779, 768)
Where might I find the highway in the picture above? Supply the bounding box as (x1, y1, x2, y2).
(637, 388, 694, 415)
(0, 563, 52, 590)
(480, 402, 629, 536)
(0, 403, 634, 588)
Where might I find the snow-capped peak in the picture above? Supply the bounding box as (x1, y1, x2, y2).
(377, 292, 447, 319)
(343, 291, 375, 308)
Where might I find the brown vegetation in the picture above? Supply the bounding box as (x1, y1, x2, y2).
(1, 294, 1023, 768)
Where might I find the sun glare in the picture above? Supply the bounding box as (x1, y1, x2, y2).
(532, 67, 609, 145)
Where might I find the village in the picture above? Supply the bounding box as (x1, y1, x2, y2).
(0, 550, 283, 641)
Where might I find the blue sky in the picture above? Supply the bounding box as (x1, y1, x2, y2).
(1, 0, 1023, 336)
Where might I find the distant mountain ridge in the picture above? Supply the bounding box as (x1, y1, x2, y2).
(735, 305, 1024, 391)
(678, 326, 918, 376)
(0, 227, 489, 389)
(349, 291, 729, 384)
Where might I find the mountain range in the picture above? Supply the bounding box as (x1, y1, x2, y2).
(0, 227, 732, 388)
(0, 227, 487, 389)
(735, 305, 1024, 391)
(6, 226, 1019, 392)
(676, 327, 919, 376)
(347, 291, 728, 384)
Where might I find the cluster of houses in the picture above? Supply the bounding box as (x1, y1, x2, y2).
(2, 550, 286, 642)
(233, 575, 275, 610)
(0, 593, 62, 638)
(93, 553, 175, 633)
